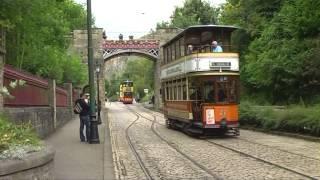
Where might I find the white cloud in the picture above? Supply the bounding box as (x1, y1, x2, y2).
(74, 0, 226, 39)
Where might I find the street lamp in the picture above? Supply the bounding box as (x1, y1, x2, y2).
(96, 63, 102, 125)
(87, 0, 99, 144)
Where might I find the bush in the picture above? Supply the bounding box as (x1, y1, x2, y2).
(0, 115, 40, 154)
(107, 95, 119, 102)
(239, 102, 320, 136)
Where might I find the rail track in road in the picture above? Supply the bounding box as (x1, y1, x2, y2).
(205, 140, 317, 179)
(126, 106, 221, 179)
(136, 105, 319, 180)
(124, 109, 153, 180)
(236, 137, 320, 161)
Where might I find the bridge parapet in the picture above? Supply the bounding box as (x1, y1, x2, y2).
(102, 39, 160, 60)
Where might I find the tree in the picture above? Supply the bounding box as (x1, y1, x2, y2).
(222, 0, 320, 104)
(0, 0, 88, 87)
(157, 0, 220, 29)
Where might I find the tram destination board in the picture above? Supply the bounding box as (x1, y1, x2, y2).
(210, 62, 231, 67)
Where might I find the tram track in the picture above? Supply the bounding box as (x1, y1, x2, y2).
(148, 106, 320, 163)
(236, 137, 320, 162)
(205, 140, 317, 180)
(127, 106, 221, 180)
(137, 105, 319, 179)
(124, 108, 153, 180)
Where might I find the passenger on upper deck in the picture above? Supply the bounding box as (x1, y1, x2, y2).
(212, 41, 223, 53)
(187, 44, 194, 54)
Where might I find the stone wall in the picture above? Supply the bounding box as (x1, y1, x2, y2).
(69, 28, 104, 64)
(3, 107, 73, 139)
(0, 146, 55, 180)
(5, 107, 49, 138)
(56, 107, 73, 129)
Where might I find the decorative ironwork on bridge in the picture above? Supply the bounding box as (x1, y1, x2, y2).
(102, 39, 160, 60)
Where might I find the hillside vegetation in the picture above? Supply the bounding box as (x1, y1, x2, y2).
(0, 0, 89, 86)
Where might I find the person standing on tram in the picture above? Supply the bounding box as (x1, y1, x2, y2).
(212, 41, 223, 52)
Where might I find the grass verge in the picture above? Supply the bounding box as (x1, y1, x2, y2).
(239, 101, 320, 137)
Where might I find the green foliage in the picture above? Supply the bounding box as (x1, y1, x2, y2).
(105, 74, 121, 98)
(220, 0, 283, 38)
(61, 53, 88, 86)
(157, 0, 220, 29)
(220, 0, 320, 104)
(1, 0, 88, 87)
(240, 102, 320, 136)
(105, 57, 155, 100)
(121, 58, 155, 99)
(0, 115, 40, 153)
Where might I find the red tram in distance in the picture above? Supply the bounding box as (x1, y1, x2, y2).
(160, 25, 240, 136)
(120, 80, 133, 104)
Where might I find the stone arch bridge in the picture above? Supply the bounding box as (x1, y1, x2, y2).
(101, 39, 161, 108)
(92, 28, 182, 109)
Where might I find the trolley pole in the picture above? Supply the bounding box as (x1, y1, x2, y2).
(87, 0, 99, 144)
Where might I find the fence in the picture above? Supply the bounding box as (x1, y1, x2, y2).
(3, 64, 69, 107)
(2, 64, 77, 138)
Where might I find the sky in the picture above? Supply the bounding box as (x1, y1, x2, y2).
(74, 0, 226, 39)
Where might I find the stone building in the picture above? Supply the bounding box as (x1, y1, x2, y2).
(68, 28, 104, 64)
(68, 28, 105, 103)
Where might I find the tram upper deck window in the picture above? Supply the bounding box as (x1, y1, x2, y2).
(162, 25, 238, 64)
(184, 26, 236, 54)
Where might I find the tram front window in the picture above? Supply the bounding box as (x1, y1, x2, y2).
(124, 92, 132, 97)
(204, 81, 215, 103)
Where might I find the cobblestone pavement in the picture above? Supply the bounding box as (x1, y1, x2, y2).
(108, 103, 213, 179)
(108, 103, 146, 180)
(108, 103, 319, 179)
(206, 132, 320, 178)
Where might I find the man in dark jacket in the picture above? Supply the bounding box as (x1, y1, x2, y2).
(75, 93, 91, 142)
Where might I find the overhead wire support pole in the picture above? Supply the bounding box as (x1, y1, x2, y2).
(87, 0, 100, 144)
